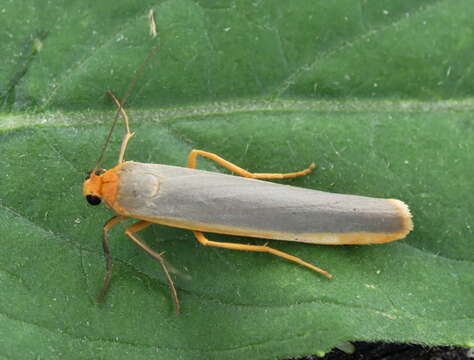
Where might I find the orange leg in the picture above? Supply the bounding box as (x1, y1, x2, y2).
(107, 90, 135, 164)
(187, 150, 315, 179)
(125, 221, 180, 315)
(192, 231, 332, 279)
(97, 215, 128, 304)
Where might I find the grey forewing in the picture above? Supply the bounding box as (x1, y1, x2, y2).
(116, 162, 403, 234)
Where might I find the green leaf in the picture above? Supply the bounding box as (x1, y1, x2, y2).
(1, 1, 473, 359)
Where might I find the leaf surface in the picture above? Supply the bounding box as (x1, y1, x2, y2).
(1, 1, 473, 359)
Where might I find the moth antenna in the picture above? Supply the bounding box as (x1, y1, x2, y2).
(94, 45, 160, 171)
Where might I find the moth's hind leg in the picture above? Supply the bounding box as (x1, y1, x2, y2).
(187, 149, 315, 179)
(192, 231, 332, 279)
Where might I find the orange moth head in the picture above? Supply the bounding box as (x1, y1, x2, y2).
(83, 166, 120, 209)
(83, 169, 106, 206)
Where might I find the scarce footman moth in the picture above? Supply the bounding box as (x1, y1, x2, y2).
(83, 92, 413, 315)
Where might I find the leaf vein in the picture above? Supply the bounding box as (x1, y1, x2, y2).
(271, 1, 446, 98)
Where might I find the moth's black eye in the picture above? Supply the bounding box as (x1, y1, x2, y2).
(86, 195, 101, 206)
